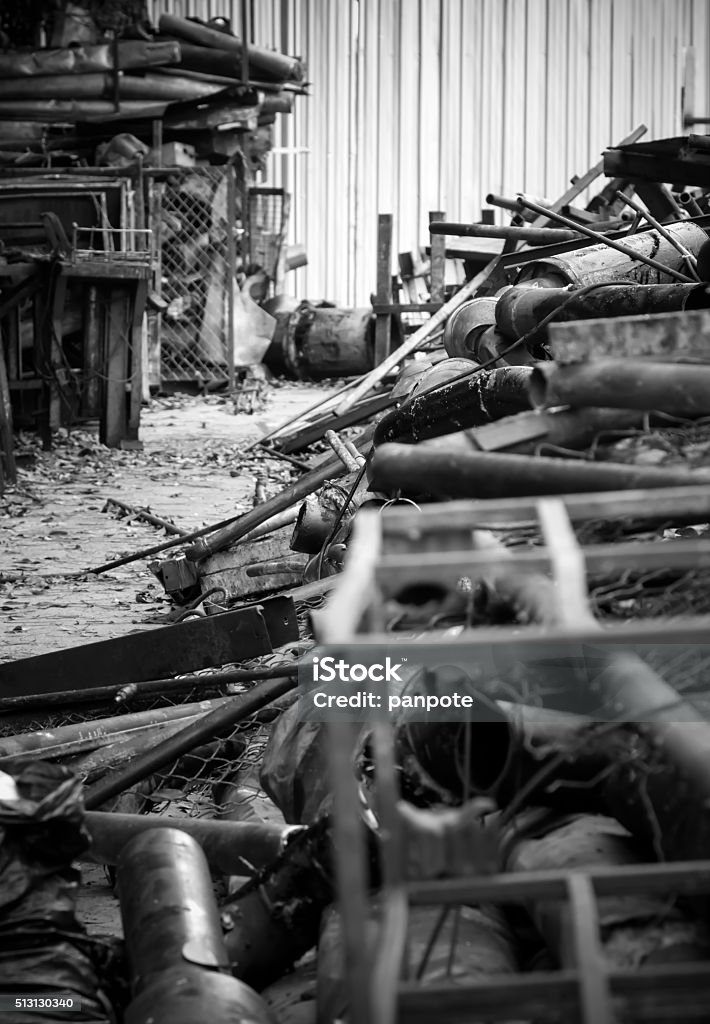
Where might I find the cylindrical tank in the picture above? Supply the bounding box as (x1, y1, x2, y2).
(514, 222, 708, 288)
(117, 828, 276, 1024)
(264, 302, 401, 380)
(496, 282, 710, 341)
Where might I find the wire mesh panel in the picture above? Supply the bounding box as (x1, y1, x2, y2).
(158, 166, 237, 385)
(247, 187, 288, 282)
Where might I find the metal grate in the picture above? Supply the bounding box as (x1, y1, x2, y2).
(158, 166, 238, 385)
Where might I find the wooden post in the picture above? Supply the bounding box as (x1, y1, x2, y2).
(428, 210, 445, 304)
(0, 337, 16, 488)
(374, 214, 393, 366)
(82, 284, 102, 418)
(126, 278, 147, 446)
(101, 284, 129, 448)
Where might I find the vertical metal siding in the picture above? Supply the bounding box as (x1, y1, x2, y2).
(150, 0, 710, 305)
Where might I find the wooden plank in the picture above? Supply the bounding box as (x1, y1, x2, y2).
(547, 307, 710, 364)
(0, 596, 298, 698)
(101, 284, 129, 447)
(374, 212, 393, 364)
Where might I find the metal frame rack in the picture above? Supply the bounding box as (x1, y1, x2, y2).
(317, 483, 710, 1024)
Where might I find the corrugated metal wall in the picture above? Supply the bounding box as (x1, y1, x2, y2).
(150, 0, 710, 305)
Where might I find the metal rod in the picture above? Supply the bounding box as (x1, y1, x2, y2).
(615, 191, 701, 279)
(103, 497, 187, 536)
(0, 661, 301, 713)
(429, 221, 580, 244)
(83, 676, 297, 809)
(515, 196, 694, 284)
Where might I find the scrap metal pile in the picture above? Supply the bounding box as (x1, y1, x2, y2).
(5, 126, 710, 1022)
(0, 7, 305, 164)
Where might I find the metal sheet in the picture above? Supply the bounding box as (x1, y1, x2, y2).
(0, 595, 298, 697)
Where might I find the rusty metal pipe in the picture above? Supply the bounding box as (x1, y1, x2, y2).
(486, 192, 552, 222)
(117, 829, 276, 1024)
(429, 221, 580, 244)
(83, 676, 297, 809)
(530, 360, 710, 418)
(373, 365, 533, 447)
(86, 810, 298, 874)
(678, 191, 704, 217)
(368, 443, 710, 498)
(496, 284, 710, 341)
(290, 496, 341, 554)
(515, 196, 697, 283)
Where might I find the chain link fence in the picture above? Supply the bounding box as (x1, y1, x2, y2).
(156, 166, 237, 386)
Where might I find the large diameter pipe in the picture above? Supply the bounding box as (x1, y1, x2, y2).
(117, 829, 276, 1024)
(515, 220, 708, 288)
(373, 365, 533, 446)
(83, 677, 297, 809)
(496, 283, 710, 341)
(429, 221, 580, 244)
(515, 197, 699, 284)
(159, 14, 305, 82)
(86, 810, 298, 874)
(530, 360, 710, 418)
(368, 443, 710, 499)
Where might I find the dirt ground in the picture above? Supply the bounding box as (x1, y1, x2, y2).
(1, 382, 328, 661)
(1, 380, 330, 939)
